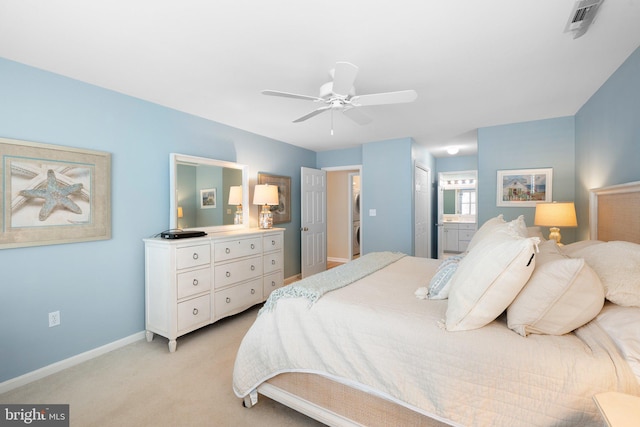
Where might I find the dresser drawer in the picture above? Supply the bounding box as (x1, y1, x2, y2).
(263, 251, 283, 274)
(177, 267, 211, 300)
(263, 233, 283, 252)
(176, 244, 211, 270)
(459, 223, 477, 231)
(214, 256, 263, 289)
(263, 271, 284, 297)
(214, 237, 263, 262)
(177, 294, 211, 333)
(215, 278, 263, 319)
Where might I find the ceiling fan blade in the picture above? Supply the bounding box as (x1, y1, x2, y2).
(350, 90, 417, 107)
(292, 105, 331, 123)
(262, 90, 322, 102)
(331, 62, 359, 97)
(342, 107, 372, 125)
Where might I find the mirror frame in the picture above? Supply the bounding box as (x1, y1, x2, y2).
(169, 153, 249, 233)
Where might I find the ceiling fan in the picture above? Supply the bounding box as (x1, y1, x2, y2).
(262, 62, 417, 133)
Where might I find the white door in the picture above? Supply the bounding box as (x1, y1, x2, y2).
(414, 164, 431, 258)
(301, 167, 327, 278)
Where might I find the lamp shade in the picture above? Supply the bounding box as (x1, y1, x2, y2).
(534, 202, 577, 227)
(228, 185, 243, 205)
(253, 184, 279, 206)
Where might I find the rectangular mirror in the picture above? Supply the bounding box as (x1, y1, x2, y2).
(169, 153, 248, 232)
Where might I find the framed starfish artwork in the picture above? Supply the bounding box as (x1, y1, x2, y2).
(0, 137, 111, 249)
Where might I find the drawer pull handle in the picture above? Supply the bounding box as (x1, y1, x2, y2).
(226, 297, 231, 304)
(271, 281, 276, 287)
(251, 288, 255, 295)
(226, 271, 231, 278)
(192, 279, 198, 286)
(225, 248, 231, 254)
(271, 260, 276, 265)
(192, 308, 199, 316)
(192, 253, 199, 260)
(250, 265, 255, 271)
(271, 240, 276, 246)
(251, 243, 255, 249)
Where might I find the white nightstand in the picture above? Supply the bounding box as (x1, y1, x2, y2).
(593, 392, 640, 427)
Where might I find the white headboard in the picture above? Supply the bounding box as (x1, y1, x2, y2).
(589, 181, 640, 244)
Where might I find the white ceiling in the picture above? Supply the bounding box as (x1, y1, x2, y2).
(1, 0, 639, 157)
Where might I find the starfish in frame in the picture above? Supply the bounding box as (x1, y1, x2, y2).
(19, 169, 84, 221)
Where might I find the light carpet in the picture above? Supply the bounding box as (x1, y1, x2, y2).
(0, 305, 324, 427)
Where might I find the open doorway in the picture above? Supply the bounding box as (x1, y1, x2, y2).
(437, 170, 478, 259)
(326, 166, 362, 265)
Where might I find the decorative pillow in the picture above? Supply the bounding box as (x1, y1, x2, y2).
(527, 226, 546, 241)
(465, 214, 505, 253)
(559, 239, 604, 257)
(445, 232, 539, 332)
(426, 255, 464, 300)
(466, 215, 529, 254)
(595, 302, 640, 382)
(507, 240, 605, 336)
(566, 241, 640, 307)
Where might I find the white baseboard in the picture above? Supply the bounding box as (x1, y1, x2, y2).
(328, 257, 349, 263)
(0, 331, 146, 394)
(285, 274, 301, 285)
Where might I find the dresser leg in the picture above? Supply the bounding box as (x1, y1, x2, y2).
(168, 339, 177, 353)
(145, 331, 154, 342)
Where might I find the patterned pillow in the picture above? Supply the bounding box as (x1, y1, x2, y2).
(427, 255, 464, 300)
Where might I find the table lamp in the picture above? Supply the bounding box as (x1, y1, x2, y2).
(534, 201, 577, 245)
(228, 186, 243, 224)
(253, 184, 279, 229)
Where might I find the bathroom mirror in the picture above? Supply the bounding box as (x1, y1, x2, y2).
(169, 153, 248, 232)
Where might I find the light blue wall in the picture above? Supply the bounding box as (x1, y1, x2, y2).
(477, 117, 576, 241)
(436, 155, 478, 174)
(316, 146, 362, 168)
(574, 46, 640, 240)
(361, 138, 414, 254)
(0, 58, 315, 382)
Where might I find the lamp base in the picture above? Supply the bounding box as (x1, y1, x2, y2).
(548, 227, 563, 245)
(234, 206, 243, 225)
(258, 205, 273, 229)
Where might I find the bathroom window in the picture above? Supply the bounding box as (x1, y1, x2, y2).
(458, 190, 476, 215)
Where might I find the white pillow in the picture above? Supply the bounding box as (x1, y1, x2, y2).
(559, 239, 604, 257)
(507, 240, 605, 336)
(426, 255, 464, 299)
(466, 214, 505, 253)
(527, 226, 546, 241)
(567, 241, 640, 308)
(445, 232, 539, 331)
(466, 214, 528, 253)
(595, 302, 640, 382)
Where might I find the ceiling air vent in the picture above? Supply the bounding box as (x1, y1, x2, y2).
(564, 0, 604, 39)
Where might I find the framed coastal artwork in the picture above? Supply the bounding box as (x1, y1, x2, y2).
(200, 188, 217, 209)
(0, 137, 111, 249)
(497, 168, 553, 207)
(257, 172, 291, 224)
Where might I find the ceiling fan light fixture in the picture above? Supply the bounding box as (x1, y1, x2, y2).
(447, 147, 460, 155)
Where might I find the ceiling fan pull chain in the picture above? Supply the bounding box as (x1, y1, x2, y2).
(331, 108, 334, 136)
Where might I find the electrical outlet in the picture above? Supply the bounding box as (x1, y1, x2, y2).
(48, 311, 60, 327)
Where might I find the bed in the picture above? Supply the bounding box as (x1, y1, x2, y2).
(233, 181, 640, 427)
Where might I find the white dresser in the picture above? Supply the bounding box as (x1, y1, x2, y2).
(144, 228, 284, 352)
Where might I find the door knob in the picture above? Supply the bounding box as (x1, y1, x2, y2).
(300, 227, 309, 231)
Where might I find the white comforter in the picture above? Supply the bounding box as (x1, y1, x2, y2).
(233, 256, 639, 426)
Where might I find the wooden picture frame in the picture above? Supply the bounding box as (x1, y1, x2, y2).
(497, 168, 552, 207)
(0, 137, 111, 249)
(257, 173, 291, 224)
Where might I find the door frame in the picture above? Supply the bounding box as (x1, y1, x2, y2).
(324, 165, 363, 260)
(414, 162, 432, 258)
